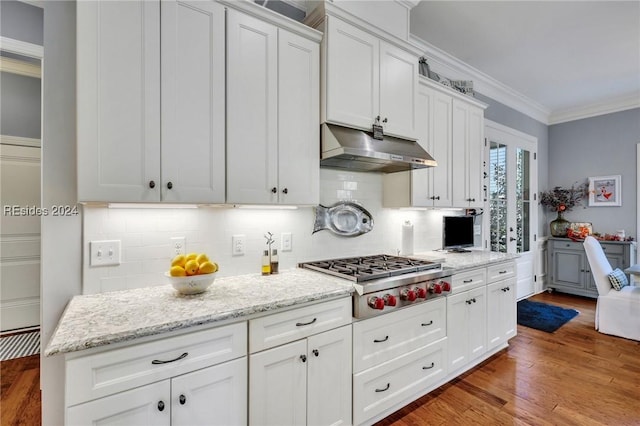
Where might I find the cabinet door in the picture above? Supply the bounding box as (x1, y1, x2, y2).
(487, 278, 516, 350)
(452, 99, 484, 207)
(467, 286, 487, 360)
(325, 16, 379, 131)
(551, 249, 585, 289)
(249, 340, 307, 426)
(77, 0, 161, 202)
(226, 10, 278, 204)
(379, 41, 418, 140)
(277, 29, 320, 205)
(172, 358, 247, 426)
(408, 84, 431, 206)
(67, 380, 170, 426)
(446, 291, 469, 371)
(426, 86, 453, 206)
(161, 0, 225, 203)
(307, 326, 352, 426)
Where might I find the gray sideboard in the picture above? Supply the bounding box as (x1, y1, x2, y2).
(547, 237, 636, 298)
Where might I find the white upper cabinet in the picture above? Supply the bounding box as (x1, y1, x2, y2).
(77, 0, 225, 203)
(452, 99, 485, 207)
(324, 16, 418, 140)
(77, 0, 161, 202)
(226, 9, 320, 205)
(161, 0, 226, 203)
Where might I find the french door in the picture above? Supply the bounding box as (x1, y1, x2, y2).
(485, 120, 538, 300)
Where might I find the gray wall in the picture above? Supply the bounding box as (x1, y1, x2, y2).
(0, 0, 43, 44)
(549, 108, 640, 238)
(0, 72, 41, 138)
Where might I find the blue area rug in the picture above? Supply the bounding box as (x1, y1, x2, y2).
(517, 300, 579, 333)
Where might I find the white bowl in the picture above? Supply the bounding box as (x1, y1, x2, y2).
(165, 272, 216, 295)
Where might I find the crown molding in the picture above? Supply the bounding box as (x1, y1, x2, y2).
(549, 93, 640, 125)
(409, 34, 551, 124)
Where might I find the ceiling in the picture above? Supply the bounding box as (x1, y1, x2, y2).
(409, 1, 640, 123)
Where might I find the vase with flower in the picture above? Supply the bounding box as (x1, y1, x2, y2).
(539, 182, 588, 237)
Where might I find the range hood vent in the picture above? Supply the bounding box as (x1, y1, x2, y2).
(320, 123, 437, 173)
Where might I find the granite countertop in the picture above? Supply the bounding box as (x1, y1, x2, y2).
(44, 269, 353, 357)
(412, 249, 519, 272)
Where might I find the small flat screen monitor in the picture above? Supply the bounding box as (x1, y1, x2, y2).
(442, 215, 474, 252)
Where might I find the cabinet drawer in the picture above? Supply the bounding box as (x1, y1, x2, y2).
(450, 268, 486, 294)
(353, 297, 445, 373)
(600, 243, 625, 255)
(249, 297, 351, 353)
(487, 261, 516, 283)
(550, 240, 582, 251)
(353, 338, 447, 426)
(66, 322, 247, 406)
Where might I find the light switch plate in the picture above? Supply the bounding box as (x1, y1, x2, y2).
(90, 240, 121, 266)
(282, 232, 292, 252)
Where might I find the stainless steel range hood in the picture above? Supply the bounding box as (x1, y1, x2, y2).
(320, 123, 437, 173)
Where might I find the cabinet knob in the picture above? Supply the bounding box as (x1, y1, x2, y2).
(300, 354, 307, 363)
(435, 196, 440, 200)
(282, 188, 288, 194)
(382, 117, 388, 123)
(157, 401, 165, 412)
(271, 187, 277, 194)
(167, 181, 173, 190)
(149, 180, 156, 189)
(179, 394, 186, 405)
(312, 349, 319, 357)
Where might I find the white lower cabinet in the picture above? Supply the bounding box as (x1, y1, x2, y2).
(67, 358, 246, 426)
(353, 338, 447, 426)
(64, 322, 247, 426)
(249, 324, 352, 426)
(486, 262, 517, 350)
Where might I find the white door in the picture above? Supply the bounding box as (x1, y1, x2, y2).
(379, 41, 417, 140)
(277, 28, 320, 205)
(485, 120, 538, 299)
(171, 358, 247, 426)
(76, 0, 161, 202)
(325, 15, 379, 131)
(66, 380, 170, 426)
(249, 339, 307, 426)
(307, 326, 352, 426)
(452, 99, 484, 207)
(161, 0, 225, 203)
(226, 9, 278, 204)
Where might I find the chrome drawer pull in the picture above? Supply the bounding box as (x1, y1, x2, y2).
(375, 383, 390, 392)
(374, 335, 389, 343)
(152, 352, 188, 365)
(295, 317, 317, 327)
(421, 320, 433, 327)
(422, 362, 435, 370)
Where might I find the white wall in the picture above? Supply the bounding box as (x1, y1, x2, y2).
(41, 2, 81, 425)
(82, 169, 457, 294)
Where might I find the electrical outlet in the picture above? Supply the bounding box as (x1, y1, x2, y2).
(171, 237, 186, 256)
(232, 234, 245, 256)
(90, 240, 121, 266)
(282, 232, 292, 252)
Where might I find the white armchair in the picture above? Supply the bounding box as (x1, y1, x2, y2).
(583, 236, 640, 341)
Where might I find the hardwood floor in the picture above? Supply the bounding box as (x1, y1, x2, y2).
(1, 292, 638, 425)
(375, 292, 640, 426)
(1, 353, 40, 426)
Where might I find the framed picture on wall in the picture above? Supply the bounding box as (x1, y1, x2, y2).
(588, 175, 621, 206)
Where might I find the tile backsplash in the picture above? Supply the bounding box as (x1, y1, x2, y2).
(82, 169, 459, 294)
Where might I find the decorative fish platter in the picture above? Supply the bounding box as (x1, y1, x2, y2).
(313, 201, 374, 237)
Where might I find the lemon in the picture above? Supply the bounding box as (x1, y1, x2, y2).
(196, 253, 209, 265)
(185, 253, 198, 262)
(198, 261, 215, 274)
(211, 262, 219, 273)
(170, 265, 186, 277)
(171, 254, 186, 268)
(184, 259, 199, 276)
